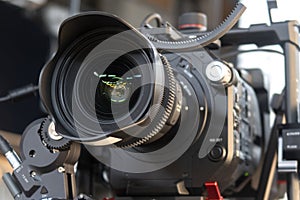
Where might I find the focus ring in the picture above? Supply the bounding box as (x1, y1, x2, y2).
(119, 55, 177, 148)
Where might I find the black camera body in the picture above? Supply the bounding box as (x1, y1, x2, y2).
(108, 50, 266, 197)
(38, 10, 268, 198)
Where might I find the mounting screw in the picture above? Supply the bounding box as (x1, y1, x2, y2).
(58, 166, 65, 173)
(30, 171, 36, 178)
(206, 61, 232, 85)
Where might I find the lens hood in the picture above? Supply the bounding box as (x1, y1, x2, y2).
(39, 12, 165, 142)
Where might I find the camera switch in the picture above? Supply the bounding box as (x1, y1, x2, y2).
(209, 145, 225, 161)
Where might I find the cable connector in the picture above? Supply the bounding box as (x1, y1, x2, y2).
(0, 135, 21, 170)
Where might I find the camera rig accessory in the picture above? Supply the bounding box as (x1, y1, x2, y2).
(0, 119, 81, 200)
(221, 20, 300, 200)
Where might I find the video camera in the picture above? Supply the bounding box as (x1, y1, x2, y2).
(1, 2, 300, 200)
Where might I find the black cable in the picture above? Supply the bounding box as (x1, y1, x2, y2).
(0, 84, 39, 103)
(220, 48, 284, 59)
(0, 134, 12, 155)
(0, 96, 10, 103)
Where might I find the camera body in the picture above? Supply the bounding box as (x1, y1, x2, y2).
(38, 11, 269, 198)
(108, 50, 266, 197)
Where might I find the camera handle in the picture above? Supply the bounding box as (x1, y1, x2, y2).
(260, 22, 300, 200)
(280, 21, 300, 200)
(220, 20, 300, 200)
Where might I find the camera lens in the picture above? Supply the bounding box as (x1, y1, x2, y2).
(94, 54, 143, 121)
(58, 44, 155, 136)
(46, 24, 182, 146)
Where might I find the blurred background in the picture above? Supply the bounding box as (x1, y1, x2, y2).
(0, 0, 299, 199)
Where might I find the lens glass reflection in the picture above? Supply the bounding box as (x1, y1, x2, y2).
(94, 55, 142, 121)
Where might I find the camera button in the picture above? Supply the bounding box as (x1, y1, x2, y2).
(209, 145, 225, 162)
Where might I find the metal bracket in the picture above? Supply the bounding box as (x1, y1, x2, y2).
(278, 137, 298, 173)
